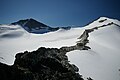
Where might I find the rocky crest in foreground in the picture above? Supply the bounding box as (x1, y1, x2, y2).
(0, 47, 84, 80)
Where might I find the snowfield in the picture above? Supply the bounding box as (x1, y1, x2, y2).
(0, 25, 84, 65)
(67, 17, 120, 80)
(0, 17, 120, 80)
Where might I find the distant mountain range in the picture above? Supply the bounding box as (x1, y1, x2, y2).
(11, 18, 71, 34)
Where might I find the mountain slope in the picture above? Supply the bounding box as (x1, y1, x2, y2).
(11, 18, 70, 34)
(11, 18, 52, 34)
(0, 19, 71, 39)
(67, 17, 120, 80)
(0, 17, 120, 80)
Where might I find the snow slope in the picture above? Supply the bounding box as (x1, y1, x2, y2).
(0, 17, 120, 80)
(0, 24, 28, 38)
(67, 17, 120, 80)
(0, 25, 84, 65)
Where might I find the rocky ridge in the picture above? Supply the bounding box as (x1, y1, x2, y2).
(0, 47, 84, 80)
(60, 21, 116, 53)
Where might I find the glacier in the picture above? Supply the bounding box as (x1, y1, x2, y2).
(0, 17, 120, 80)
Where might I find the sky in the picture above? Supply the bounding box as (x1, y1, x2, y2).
(0, 0, 120, 27)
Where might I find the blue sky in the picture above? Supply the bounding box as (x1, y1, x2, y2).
(0, 0, 120, 27)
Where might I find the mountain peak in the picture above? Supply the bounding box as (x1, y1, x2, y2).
(11, 18, 48, 27)
(98, 16, 109, 20)
(85, 17, 120, 29)
(11, 18, 50, 33)
(98, 17, 120, 26)
(97, 17, 115, 23)
(29, 18, 36, 21)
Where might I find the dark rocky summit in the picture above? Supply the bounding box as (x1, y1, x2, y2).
(11, 18, 71, 34)
(11, 18, 52, 34)
(11, 18, 49, 29)
(0, 47, 84, 80)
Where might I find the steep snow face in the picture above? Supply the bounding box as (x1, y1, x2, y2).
(67, 17, 120, 80)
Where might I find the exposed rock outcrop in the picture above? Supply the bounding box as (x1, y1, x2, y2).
(0, 47, 84, 80)
(59, 29, 93, 52)
(60, 21, 119, 53)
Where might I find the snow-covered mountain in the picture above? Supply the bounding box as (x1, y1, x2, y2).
(0, 18, 71, 38)
(11, 18, 71, 34)
(0, 17, 120, 80)
(67, 17, 120, 80)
